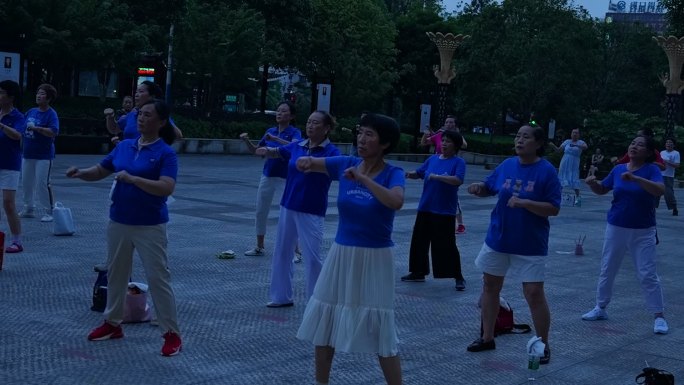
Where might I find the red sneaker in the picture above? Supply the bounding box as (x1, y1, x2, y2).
(88, 321, 123, 341)
(456, 224, 466, 234)
(161, 331, 182, 356)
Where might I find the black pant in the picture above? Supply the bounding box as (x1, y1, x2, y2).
(408, 211, 464, 280)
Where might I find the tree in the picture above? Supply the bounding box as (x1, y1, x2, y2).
(659, 0, 684, 36)
(305, 0, 397, 115)
(173, 0, 264, 110)
(243, 0, 311, 112)
(64, 0, 151, 101)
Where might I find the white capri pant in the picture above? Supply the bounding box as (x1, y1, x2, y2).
(594, 224, 664, 314)
(255, 175, 285, 236)
(268, 207, 324, 304)
(22, 158, 54, 213)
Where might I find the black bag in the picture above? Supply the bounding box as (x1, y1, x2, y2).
(636, 367, 675, 385)
(91, 265, 108, 312)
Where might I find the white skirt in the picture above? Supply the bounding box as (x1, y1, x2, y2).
(296, 243, 399, 357)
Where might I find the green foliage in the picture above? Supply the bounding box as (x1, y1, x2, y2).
(659, 0, 684, 36)
(462, 133, 516, 156)
(305, 0, 398, 115)
(581, 110, 666, 160)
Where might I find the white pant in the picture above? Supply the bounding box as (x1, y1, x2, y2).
(105, 221, 180, 335)
(255, 175, 284, 236)
(21, 158, 54, 214)
(595, 224, 664, 313)
(268, 207, 324, 303)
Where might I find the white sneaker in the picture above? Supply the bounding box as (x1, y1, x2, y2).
(293, 250, 302, 264)
(244, 247, 265, 256)
(19, 210, 35, 218)
(40, 215, 53, 222)
(654, 317, 669, 334)
(582, 306, 608, 321)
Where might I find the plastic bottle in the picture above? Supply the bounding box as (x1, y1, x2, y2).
(527, 354, 540, 381)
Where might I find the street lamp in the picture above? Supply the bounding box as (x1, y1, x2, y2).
(426, 32, 470, 126)
(653, 35, 684, 139)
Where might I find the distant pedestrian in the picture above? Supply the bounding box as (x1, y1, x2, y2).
(401, 130, 467, 290)
(421, 115, 468, 234)
(68, 99, 182, 356)
(587, 148, 604, 178)
(658, 138, 679, 216)
(255, 111, 340, 307)
(20, 83, 59, 223)
(239, 101, 301, 257)
(582, 134, 668, 335)
(0, 80, 26, 253)
(465, 125, 561, 366)
(550, 128, 587, 204)
(296, 113, 404, 385)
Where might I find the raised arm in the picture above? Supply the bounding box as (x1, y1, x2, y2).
(346, 167, 403, 210)
(429, 173, 463, 186)
(66, 164, 113, 182)
(467, 182, 492, 197)
(296, 156, 329, 175)
(239, 132, 258, 154)
(585, 175, 610, 195)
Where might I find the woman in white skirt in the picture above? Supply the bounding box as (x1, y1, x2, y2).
(296, 113, 404, 385)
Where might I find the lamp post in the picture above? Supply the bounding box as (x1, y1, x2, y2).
(653, 35, 684, 139)
(426, 32, 470, 126)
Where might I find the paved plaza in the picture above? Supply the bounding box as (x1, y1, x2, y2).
(0, 153, 682, 385)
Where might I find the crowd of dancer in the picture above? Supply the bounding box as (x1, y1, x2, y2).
(0, 78, 677, 383)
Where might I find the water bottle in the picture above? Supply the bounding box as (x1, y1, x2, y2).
(527, 354, 540, 381)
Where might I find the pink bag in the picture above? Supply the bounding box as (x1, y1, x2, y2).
(123, 282, 153, 323)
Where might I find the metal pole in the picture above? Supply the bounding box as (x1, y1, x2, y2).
(165, 24, 174, 104)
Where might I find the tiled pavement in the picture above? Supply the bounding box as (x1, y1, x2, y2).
(0, 154, 682, 385)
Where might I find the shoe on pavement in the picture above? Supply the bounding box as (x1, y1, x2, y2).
(19, 210, 35, 218)
(581, 306, 608, 321)
(400, 272, 425, 282)
(244, 247, 265, 256)
(88, 321, 124, 341)
(654, 317, 669, 334)
(456, 224, 466, 234)
(455, 279, 466, 291)
(467, 338, 495, 352)
(673, 208, 678, 216)
(293, 249, 302, 263)
(161, 331, 182, 356)
(40, 215, 53, 222)
(217, 250, 236, 259)
(5, 242, 23, 253)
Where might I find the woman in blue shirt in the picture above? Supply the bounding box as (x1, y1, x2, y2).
(255, 111, 339, 307)
(0, 80, 26, 253)
(239, 101, 301, 256)
(67, 99, 182, 357)
(582, 135, 668, 335)
(20, 83, 59, 222)
(296, 113, 404, 385)
(466, 125, 561, 365)
(401, 130, 467, 290)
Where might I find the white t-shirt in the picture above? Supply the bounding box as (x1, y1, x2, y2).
(660, 149, 680, 177)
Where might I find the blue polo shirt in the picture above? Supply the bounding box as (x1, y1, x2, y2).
(415, 155, 466, 215)
(258, 125, 301, 178)
(0, 108, 26, 171)
(601, 163, 662, 229)
(483, 157, 561, 256)
(100, 138, 178, 225)
(326, 156, 405, 248)
(278, 139, 340, 216)
(23, 107, 60, 160)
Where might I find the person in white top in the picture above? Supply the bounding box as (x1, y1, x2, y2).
(659, 138, 680, 216)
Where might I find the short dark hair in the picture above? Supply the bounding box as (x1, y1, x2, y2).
(0, 80, 21, 101)
(359, 113, 400, 155)
(141, 99, 175, 145)
(637, 135, 657, 163)
(441, 130, 463, 153)
(519, 124, 547, 157)
(37, 83, 57, 103)
(638, 127, 654, 138)
(277, 101, 296, 116)
(140, 81, 164, 99)
(312, 110, 336, 131)
(665, 137, 676, 146)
